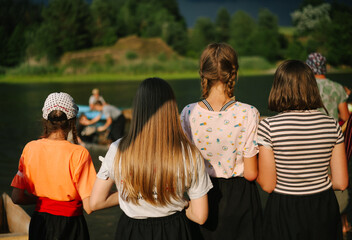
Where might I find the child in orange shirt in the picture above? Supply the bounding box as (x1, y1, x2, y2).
(11, 92, 96, 240)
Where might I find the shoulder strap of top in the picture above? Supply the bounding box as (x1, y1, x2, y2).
(201, 99, 236, 112)
(220, 99, 236, 111)
(201, 99, 214, 111)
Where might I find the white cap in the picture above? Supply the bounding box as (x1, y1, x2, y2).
(42, 92, 78, 120)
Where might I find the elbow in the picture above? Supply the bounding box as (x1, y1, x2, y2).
(244, 170, 258, 182)
(193, 212, 208, 225)
(333, 181, 349, 191)
(11, 195, 21, 205)
(260, 184, 275, 193)
(89, 201, 98, 212)
(257, 178, 276, 193)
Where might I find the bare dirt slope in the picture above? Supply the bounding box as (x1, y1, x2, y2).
(60, 35, 177, 65)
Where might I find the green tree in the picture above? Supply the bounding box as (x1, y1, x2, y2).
(91, 0, 122, 46)
(252, 9, 280, 61)
(188, 17, 217, 57)
(325, 3, 352, 66)
(0, 0, 41, 66)
(215, 7, 230, 42)
(34, 0, 92, 62)
(229, 10, 256, 56)
(291, 3, 331, 35)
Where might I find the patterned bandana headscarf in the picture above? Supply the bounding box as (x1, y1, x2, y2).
(42, 92, 78, 120)
(306, 52, 327, 75)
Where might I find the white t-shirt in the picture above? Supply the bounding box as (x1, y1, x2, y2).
(180, 101, 259, 178)
(89, 95, 105, 105)
(97, 139, 213, 219)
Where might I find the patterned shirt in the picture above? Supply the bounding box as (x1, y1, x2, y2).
(316, 77, 348, 120)
(180, 101, 259, 178)
(258, 110, 344, 195)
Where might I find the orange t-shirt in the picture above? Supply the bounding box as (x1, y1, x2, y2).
(11, 138, 96, 201)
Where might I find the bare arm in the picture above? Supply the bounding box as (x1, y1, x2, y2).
(338, 102, 350, 122)
(11, 188, 37, 205)
(97, 117, 112, 132)
(185, 194, 208, 225)
(330, 142, 348, 190)
(243, 155, 258, 181)
(90, 178, 119, 211)
(256, 146, 276, 193)
(83, 114, 102, 126)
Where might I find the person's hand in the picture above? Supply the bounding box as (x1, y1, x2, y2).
(97, 126, 105, 132)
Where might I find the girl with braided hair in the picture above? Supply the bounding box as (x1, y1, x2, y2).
(11, 92, 96, 240)
(180, 43, 263, 239)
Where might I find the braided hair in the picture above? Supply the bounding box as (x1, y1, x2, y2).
(199, 43, 239, 99)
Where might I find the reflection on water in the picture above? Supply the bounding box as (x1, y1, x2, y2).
(0, 74, 350, 240)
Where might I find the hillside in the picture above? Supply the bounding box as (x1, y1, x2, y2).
(60, 35, 179, 66)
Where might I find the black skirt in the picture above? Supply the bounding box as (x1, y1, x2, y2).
(194, 177, 263, 240)
(115, 210, 193, 240)
(29, 211, 89, 240)
(263, 188, 342, 240)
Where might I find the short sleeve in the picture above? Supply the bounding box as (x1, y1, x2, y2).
(73, 149, 97, 200)
(243, 107, 260, 158)
(258, 118, 272, 149)
(97, 140, 120, 180)
(180, 104, 194, 141)
(187, 152, 213, 200)
(11, 154, 26, 190)
(335, 120, 344, 145)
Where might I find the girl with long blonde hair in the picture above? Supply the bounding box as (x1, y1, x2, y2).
(90, 77, 213, 240)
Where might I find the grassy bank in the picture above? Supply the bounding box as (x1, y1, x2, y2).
(0, 56, 278, 83)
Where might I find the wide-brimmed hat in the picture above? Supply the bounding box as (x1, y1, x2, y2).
(42, 92, 78, 120)
(306, 52, 327, 75)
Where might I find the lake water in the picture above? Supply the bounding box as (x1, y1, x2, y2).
(0, 73, 351, 239)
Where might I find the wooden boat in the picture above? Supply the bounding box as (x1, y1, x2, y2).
(0, 193, 30, 240)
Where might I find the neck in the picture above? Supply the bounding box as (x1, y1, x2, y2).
(206, 82, 232, 111)
(47, 131, 67, 141)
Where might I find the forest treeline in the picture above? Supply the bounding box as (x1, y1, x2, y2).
(0, 0, 351, 70)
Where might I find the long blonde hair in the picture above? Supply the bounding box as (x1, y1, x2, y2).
(199, 43, 239, 99)
(115, 78, 199, 206)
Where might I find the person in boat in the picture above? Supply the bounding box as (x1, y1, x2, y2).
(257, 60, 348, 239)
(10, 92, 96, 240)
(83, 101, 126, 142)
(180, 43, 262, 240)
(89, 77, 213, 240)
(89, 88, 106, 110)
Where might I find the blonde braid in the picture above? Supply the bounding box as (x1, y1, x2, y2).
(200, 74, 210, 99)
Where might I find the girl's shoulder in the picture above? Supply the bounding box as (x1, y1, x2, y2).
(227, 101, 259, 115)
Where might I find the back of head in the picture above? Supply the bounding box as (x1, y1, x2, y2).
(117, 77, 198, 206)
(305, 52, 327, 75)
(199, 43, 239, 98)
(41, 92, 79, 143)
(268, 60, 324, 112)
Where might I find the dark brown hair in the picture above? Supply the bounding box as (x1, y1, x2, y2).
(268, 60, 325, 112)
(199, 43, 239, 98)
(42, 110, 78, 144)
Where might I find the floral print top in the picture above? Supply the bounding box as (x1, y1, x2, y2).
(180, 101, 259, 178)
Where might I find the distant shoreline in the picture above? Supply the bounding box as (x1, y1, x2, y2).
(1, 68, 351, 84)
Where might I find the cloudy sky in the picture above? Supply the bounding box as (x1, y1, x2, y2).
(177, 0, 352, 27)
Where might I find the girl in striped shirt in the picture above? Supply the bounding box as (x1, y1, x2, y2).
(257, 60, 348, 240)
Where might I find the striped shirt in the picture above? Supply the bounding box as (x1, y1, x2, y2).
(258, 110, 344, 195)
